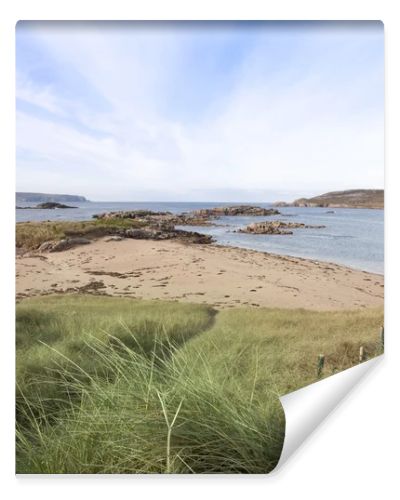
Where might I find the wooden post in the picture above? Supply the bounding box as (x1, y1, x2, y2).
(317, 354, 325, 378)
(380, 326, 384, 350)
(359, 346, 365, 363)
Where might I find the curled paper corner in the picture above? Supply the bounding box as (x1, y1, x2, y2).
(275, 355, 383, 471)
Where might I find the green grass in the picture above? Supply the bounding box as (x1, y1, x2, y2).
(16, 295, 215, 416)
(16, 218, 145, 250)
(16, 295, 383, 474)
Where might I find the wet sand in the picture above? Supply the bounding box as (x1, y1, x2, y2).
(16, 238, 384, 310)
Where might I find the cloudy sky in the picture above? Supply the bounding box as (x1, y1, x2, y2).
(16, 21, 384, 202)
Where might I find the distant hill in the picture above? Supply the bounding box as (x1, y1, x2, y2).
(275, 189, 384, 209)
(16, 192, 88, 203)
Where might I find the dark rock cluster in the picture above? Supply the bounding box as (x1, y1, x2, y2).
(238, 221, 325, 235)
(17, 202, 77, 209)
(192, 206, 280, 217)
(124, 228, 213, 244)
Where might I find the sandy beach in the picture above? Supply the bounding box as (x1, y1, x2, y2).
(16, 238, 384, 310)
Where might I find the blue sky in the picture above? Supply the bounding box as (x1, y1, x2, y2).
(16, 21, 384, 201)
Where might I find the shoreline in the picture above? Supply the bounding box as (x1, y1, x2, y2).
(16, 205, 384, 276)
(16, 237, 384, 310)
(211, 242, 384, 277)
(16, 234, 384, 277)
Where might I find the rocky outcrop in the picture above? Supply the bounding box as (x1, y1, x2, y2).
(105, 236, 124, 242)
(192, 205, 280, 217)
(37, 202, 77, 209)
(238, 221, 326, 235)
(94, 210, 168, 220)
(17, 202, 77, 209)
(93, 206, 281, 229)
(38, 237, 91, 252)
(124, 228, 213, 244)
(37, 229, 213, 253)
(273, 201, 291, 207)
(124, 228, 172, 240)
(93, 210, 212, 226)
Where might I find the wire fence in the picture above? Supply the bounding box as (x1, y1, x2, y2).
(316, 326, 384, 380)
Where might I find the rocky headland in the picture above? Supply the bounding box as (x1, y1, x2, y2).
(17, 219, 214, 256)
(35, 227, 213, 253)
(16, 192, 87, 203)
(274, 189, 384, 209)
(16, 205, 321, 255)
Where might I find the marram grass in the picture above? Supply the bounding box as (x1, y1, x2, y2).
(16, 218, 144, 250)
(16, 295, 383, 474)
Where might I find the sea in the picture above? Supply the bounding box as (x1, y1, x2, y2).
(16, 201, 384, 275)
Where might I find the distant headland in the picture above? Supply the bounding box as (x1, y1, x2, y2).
(274, 189, 384, 209)
(16, 192, 88, 203)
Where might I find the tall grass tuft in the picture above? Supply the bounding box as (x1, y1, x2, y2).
(16, 294, 383, 474)
(16, 335, 285, 473)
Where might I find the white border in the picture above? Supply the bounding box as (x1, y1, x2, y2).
(1, 1, 399, 498)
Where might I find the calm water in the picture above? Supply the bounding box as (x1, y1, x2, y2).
(16, 202, 384, 274)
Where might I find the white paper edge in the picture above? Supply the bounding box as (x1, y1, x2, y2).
(275, 355, 383, 471)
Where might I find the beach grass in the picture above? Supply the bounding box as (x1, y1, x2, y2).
(16, 218, 145, 251)
(16, 294, 383, 473)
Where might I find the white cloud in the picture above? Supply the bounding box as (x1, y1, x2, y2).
(16, 74, 64, 115)
(16, 23, 384, 201)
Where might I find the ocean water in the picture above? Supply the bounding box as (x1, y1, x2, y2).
(16, 202, 384, 275)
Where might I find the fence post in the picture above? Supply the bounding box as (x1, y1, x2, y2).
(380, 326, 384, 350)
(359, 346, 365, 363)
(317, 354, 325, 379)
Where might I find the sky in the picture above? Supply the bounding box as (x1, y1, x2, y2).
(16, 21, 384, 202)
